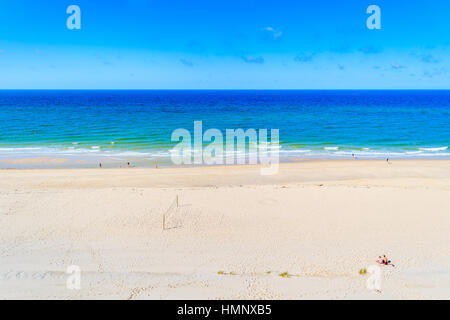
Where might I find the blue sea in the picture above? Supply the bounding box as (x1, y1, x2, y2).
(0, 90, 449, 167)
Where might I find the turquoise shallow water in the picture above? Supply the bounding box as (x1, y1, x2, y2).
(0, 90, 449, 167)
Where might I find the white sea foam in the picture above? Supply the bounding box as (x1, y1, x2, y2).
(324, 147, 339, 150)
(418, 147, 448, 152)
(1, 144, 450, 163)
(283, 149, 311, 153)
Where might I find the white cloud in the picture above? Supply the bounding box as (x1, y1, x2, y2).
(391, 63, 405, 70)
(242, 56, 264, 64)
(262, 26, 283, 40)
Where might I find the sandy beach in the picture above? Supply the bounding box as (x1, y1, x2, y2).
(0, 159, 449, 299)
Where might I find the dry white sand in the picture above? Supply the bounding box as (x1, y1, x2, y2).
(0, 160, 449, 299)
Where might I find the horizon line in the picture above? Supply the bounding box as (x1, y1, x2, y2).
(1, 89, 450, 91)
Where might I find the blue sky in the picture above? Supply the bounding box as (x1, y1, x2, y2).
(0, 0, 449, 89)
